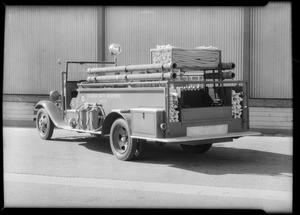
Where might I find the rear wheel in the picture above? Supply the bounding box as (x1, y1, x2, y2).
(109, 118, 137, 161)
(36, 108, 54, 140)
(134, 139, 147, 159)
(180, 143, 212, 154)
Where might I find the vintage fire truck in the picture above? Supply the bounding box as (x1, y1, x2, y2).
(35, 44, 260, 161)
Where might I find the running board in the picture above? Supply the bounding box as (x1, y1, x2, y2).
(60, 126, 102, 135)
(131, 131, 261, 144)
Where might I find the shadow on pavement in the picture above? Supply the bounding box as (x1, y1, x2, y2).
(138, 143, 292, 176)
(51, 136, 292, 176)
(51, 135, 112, 155)
(78, 137, 112, 154)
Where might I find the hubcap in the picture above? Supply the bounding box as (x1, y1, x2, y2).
(38, 113, 48, 135)
(113, 125, 129, 154)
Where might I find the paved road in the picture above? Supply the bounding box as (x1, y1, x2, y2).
(3, 127, 293, 212)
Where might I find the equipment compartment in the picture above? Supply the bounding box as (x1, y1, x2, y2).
(180, 88, 214, 108)
(131, 108, 165, 138)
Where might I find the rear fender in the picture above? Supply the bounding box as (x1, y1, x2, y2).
(102, 110, 131, 136)
(35, 100, 67, 128)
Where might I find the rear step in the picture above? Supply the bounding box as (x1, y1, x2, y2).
(131, 131, 261, 144)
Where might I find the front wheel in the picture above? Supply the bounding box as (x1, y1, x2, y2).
(109, 118, 137, 161)
(36, 108, 54, 140)
(180, 143, 212, 154)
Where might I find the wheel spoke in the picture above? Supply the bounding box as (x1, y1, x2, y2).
(119, 127, 126, 136)
(119, 143, 127, 151)
(119, 136, 128, 151)
(38, 114, 49, 135)
(118, 138, 125, 147)
(114, 126, 129, 152)
(42, 123, 47, 133)
(42, 117, 48, 124)
(41, 115, 48, 124)
(36, 109, 54, 140)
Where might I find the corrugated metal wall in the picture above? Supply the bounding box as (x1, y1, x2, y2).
(4, 5, 292, 99)
(249, 3, 292, 99)
(3, 6, 98, 94)
(105, 6, 245, 80)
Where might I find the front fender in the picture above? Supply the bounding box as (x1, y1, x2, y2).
(35, 100, 67, 128)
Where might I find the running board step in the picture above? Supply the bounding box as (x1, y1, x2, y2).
(60, 126, 102, 135)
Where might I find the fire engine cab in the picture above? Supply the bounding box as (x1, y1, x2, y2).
(35, 43, 260, 161)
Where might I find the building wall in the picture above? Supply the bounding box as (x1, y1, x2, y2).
(4, 5, 292, 98)
(105, 6, 245, 81)
(3, 5, 293, 131)
(247, 2, 293, 130)
(104, 4, 292, 100)
(3, 6, 99, 95)
(249, 107, 293, 130)
(249, 2, 292, 99)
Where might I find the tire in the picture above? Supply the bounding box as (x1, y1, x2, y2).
(109, 118, 137, 161)
(133, 139, 147, 160)
(36, 108, 54, 140)
(180, 143, 212, 154)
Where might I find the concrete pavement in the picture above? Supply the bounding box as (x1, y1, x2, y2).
(3, 127, 293, 212)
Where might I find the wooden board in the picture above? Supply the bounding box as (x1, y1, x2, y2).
(249, 107, 293, 129)
(151, 48, 221, 70)
(3, 102, 35, 121)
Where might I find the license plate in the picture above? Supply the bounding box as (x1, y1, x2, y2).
(187, 124, 228, 136)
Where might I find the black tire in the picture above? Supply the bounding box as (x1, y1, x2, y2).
(180, 143, 212, 154)
(36, 108, 54, 140)
(109, 118, 137, 161)
(133, 139, 147, 159)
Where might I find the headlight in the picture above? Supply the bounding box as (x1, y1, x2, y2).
(49, 90, 60, 102)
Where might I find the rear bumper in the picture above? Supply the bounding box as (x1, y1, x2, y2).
(131, 131, 261, 144)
